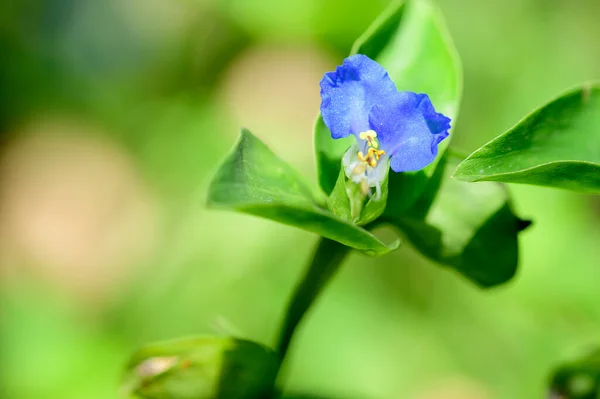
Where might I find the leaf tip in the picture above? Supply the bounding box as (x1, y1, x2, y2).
(450, 158, 484, 182)
(238, 128, 258, 146)
(364, 237, 401, 256)
(449, 168, 469, 182)
(517, 218, 533, 232)
(582, 83, 592, 103)
(389, 237, 402, 251)
(240, 127, 253, 136)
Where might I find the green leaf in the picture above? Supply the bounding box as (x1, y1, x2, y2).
(549, 348, 600, 399)
(207, 129, 399, 256)
(454, 83, 600, 193)
(314, 0, 462, 206)
(122, 336, 279, 399)
(383, 154, 526, 287)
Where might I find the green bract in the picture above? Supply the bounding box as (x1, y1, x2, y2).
(454, 83, 600, 193)
(327, 165, 390, 226)
(122, 336, 279, 399)
(549, 348, 600, 399)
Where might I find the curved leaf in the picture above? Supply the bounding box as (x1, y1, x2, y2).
(454, 84, 600, 193)
(383, 154, 527, 287)
(207, 129, 399, 256)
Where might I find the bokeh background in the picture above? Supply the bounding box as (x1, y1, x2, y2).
(1, 0, 599, 398)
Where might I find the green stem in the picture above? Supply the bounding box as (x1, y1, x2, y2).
(275, 237, 351, 361)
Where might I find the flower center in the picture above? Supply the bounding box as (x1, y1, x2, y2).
(357, 130, 385, 167)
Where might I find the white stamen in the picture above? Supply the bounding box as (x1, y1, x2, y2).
(342, 143, 389, 199)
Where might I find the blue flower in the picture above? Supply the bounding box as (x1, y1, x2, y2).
(320, 54, 450, 197)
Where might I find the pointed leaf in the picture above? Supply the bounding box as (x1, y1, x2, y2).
(384, 155, 526, 287)
(207, 129, 399, 256)
(454, 84, 600, 193)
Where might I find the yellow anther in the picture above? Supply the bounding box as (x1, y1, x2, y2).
(359, 130, 377, 140)
(359, 130, 379, 149)
(356, 130, 386, 169)
(357, 147, 386, 168)
(370, 148, 385, 160)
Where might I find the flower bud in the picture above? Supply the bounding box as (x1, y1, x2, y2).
(122, 336, 279, 399)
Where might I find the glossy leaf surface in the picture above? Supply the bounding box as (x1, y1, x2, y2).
(207, 129, 399, 256)
(454, 84, 600, 193)
(383, 155, 526, 287)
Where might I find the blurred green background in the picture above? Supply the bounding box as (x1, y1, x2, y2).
(1, 0, 599, 398)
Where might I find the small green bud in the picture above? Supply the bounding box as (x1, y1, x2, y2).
(549, 348, 600, 399)
(122, 336, 279, 399)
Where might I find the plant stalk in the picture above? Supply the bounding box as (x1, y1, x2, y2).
(275, 237, 351, 361)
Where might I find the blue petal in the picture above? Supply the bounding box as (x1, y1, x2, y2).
(320, 54, 397, 139)
(415, 93, 452, 136)
(368, 92, 450, 172)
